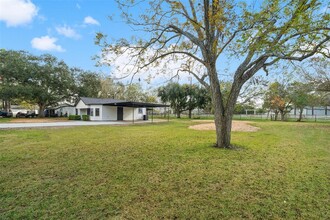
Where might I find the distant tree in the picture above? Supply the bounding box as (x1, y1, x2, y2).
(289, 82, 313, 121)
(98, 0, 329, 148)
(264, 82, 292, 121)
(234, 103, 255, 114)
(158, 82, 211, 118)
(158, 83, 188, 118)
(124, 83, 145, 101)
(142, 89, 158, 103)
(98, 77, 125, 99)
(194, 86, 212, 115)
(73, 68, 101, 98)
(184, 84, 211, 118)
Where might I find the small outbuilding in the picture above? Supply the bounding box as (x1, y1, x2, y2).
(75, 97, 168, 121)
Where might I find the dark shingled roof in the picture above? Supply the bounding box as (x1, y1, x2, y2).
(80, 97, 126, 105)
(79, 97, 169, 108)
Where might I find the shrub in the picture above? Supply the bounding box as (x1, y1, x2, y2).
(69, 115, 81, 120)
(82, 115, 90, 121)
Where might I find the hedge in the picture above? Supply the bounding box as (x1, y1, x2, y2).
(68, 115, 81, 120)
(82, 115, 90, 121)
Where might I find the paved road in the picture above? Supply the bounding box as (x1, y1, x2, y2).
(0, 120, 155, 129)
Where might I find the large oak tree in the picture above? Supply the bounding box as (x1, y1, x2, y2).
(97, 0, 329, 148)
(0, 50, 75, 117)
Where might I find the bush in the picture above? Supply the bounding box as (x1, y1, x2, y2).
(82, 115, 90, 121)
(69, 115, 81, 120)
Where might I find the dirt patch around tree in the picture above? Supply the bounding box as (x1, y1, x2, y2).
(189, 120, 260, 132)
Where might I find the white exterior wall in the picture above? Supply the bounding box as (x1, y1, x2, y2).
(123, 107, 145, 120)
(88, 105, 103, 121)
(291, 106, 329, 116)
(76, 100, 88, 109)
(55, 107, 75, 116)
(102, 106, 117, 120)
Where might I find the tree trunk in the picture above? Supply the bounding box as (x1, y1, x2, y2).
(280, 111, 286, 121)
(38, 104, 46, 118)
(188, 109, 192, 119)
(3, 100, 10, 112)
(297, 108, 303, 122)
(176, 111, 180, 118)
(208, 64, 239, 148)
(274, 111, 279, 121)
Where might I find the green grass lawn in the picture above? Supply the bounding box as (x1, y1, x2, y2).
(1, 120, 329, 219)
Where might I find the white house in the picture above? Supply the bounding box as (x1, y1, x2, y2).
(75, 97, 168, 121)
(291, 106, 329, 116)
(48, 103, 76, 117)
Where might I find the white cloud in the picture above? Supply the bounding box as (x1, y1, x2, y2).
(0, 0, 38, 27)
(83, 16, 100, 26)
(56, 25, 81, 39)
(31, 36, 65, 52)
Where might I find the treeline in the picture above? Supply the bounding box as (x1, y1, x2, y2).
(263, 81, 329, 121)
(1, 50, 328, 120)
(0, 50, 156, 117)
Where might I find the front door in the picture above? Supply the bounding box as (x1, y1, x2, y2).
(117, 107, 123, 120)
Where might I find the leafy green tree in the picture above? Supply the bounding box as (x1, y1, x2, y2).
(98, 77, 125, 99)
(184, 84, 211, 118)
(73, 68, 101, 98)
(158, 82, 188, 118)
(0, 50, 32, 111)
(289, 82, 312, 121)
(124, 83, 145, 101)
(1, 51, 75, 117)
(234, 103, 255, 114)
(24, 54, 75, 117)
(158, 82, 210, 118)
(98, 0, 329, 148)
(264, 82, 292, 121)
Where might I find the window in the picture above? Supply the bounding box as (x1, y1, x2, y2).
(138, 108, 143, 114)
(95, 108, 100, 116)
(90, 108, 94, 116)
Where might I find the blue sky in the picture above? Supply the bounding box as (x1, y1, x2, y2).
(0, 0, 132, 74)
(1, 0, 327, 88)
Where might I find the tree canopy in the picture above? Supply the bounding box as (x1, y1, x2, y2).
(158, 82, 210, 118)
(0, 50, 75, 117)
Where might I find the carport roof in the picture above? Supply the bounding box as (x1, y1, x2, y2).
(80, 97, 169, 108)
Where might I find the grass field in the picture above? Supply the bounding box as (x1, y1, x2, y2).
(1, 120, 329, 219)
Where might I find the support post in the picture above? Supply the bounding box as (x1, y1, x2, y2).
(132, 105, 134, 124)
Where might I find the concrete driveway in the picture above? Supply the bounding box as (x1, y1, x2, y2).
(0, 120, 157, 129)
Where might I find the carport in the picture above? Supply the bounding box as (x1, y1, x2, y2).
(104, 101, 170, 123)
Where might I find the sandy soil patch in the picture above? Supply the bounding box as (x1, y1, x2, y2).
(9, 118, 69, 123)
(189, 120, 260, 132)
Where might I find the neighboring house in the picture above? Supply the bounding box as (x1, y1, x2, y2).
(291, 106, 330, 116)
(47, 103, 76, 117)
(75, 97, 168, 121)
